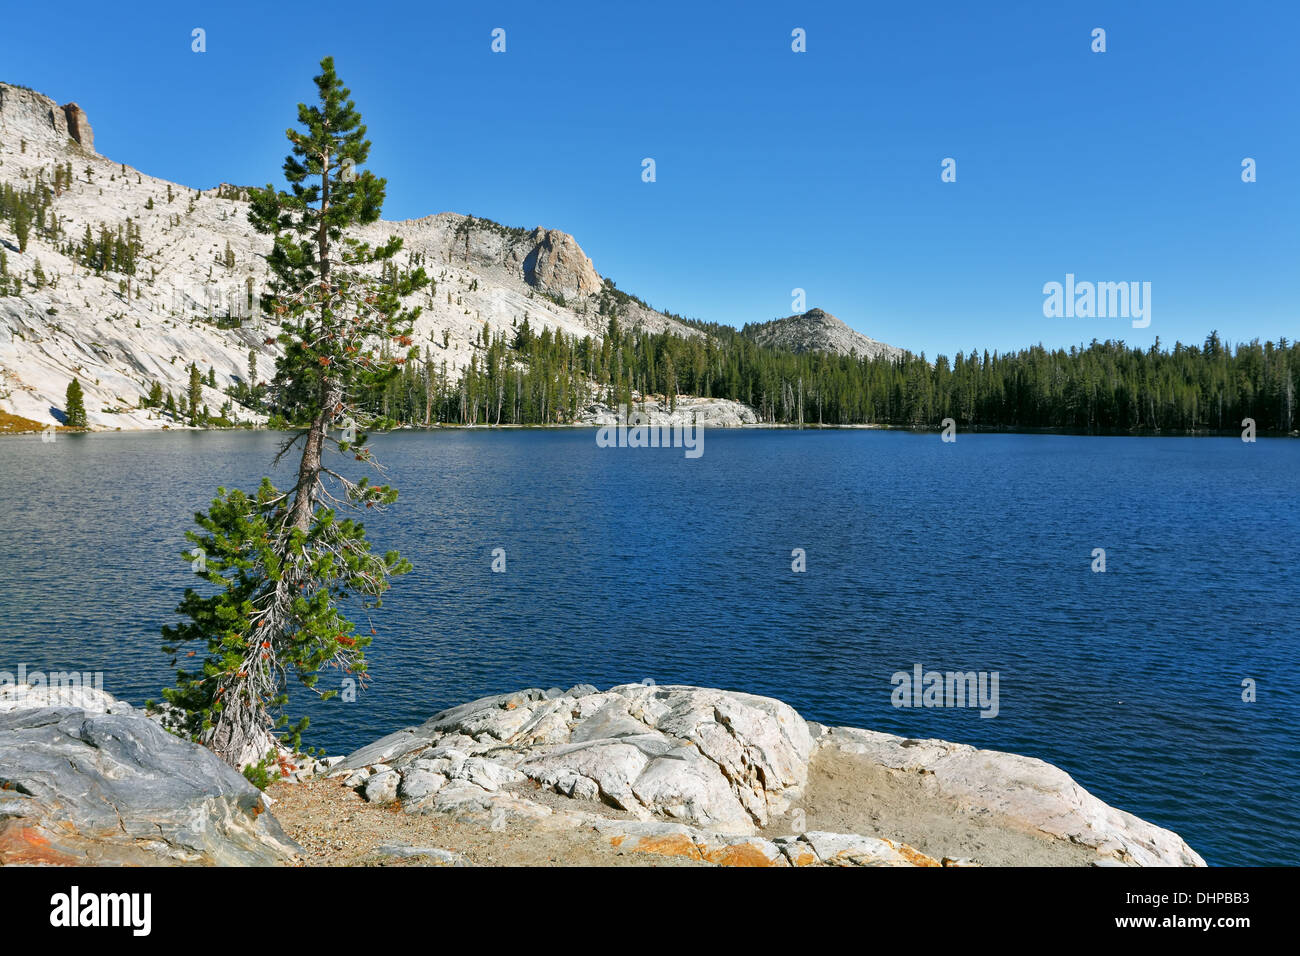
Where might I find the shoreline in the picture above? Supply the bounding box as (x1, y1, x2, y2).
(0, 681, 1208, 867)
(2, 414, 1297, 440)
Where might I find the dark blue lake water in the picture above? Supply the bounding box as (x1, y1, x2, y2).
(1, 429, 1296, 865)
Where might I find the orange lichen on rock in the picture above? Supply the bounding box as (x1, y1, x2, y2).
(0, 821, 82, 866)
(700, 841, 783, 867)
(885, 839, 942, 867)
(614, 833, 704, 861)
(784, 845, 819, 866)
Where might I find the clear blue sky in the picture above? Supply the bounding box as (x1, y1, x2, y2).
(3, 0, 1296, 358)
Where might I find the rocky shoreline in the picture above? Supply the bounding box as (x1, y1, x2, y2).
(0, 681, 1205, 867)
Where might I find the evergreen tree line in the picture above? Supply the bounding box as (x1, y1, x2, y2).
(141, 363, 236, 426)
(323, 315, 1298, 434)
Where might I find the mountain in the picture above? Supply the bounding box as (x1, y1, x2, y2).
(742, 308, 905, 361)
(0, 81, 909, 432)
(0, 82, 705, 430)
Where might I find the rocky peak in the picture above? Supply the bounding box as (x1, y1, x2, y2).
(0, 82, 94, 154)
(522, 226, 602, 303)
(744, 308, 905, 361)
(436, 214, 603, 305)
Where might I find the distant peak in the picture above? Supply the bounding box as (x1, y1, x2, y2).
(742, 308, 905, 360)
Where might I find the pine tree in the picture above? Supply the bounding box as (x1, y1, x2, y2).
(64, 378, 87, 428)
(147, 381, 164, 407)
(247, 348, 260, 406)
(160, 57, 426, 771)
(188, 363, 203, 424)
(14, 205, 30, 252)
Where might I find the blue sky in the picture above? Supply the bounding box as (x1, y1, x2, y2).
(3, 0, 1295, 358)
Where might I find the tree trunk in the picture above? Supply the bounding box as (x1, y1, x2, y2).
(288, 379, 343, 532)
(286, 144, 336, 535)
(204, 685, 279, 769)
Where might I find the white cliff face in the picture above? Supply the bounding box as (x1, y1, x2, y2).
(0, 81, 704, 431)
(0, 85, 93, 154)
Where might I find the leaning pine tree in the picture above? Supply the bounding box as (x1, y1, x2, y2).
(160, 57, 428, 772)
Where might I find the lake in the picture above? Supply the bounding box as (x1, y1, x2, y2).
(0, 428, 1296, 865)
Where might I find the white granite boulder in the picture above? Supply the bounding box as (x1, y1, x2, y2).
(337, 683, 813, 833)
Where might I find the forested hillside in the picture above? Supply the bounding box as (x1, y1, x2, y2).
(349, 314, 1298, 433)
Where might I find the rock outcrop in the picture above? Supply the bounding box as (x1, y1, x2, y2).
(576, 395, 759, 428)
(0, 87, 94, 155)
(0, 84, 72, 148)
(817, 724, 1204, 868)
(0, 680, 129, 715)
(333, 683, 1205, 867)
(60, 102, 93, 153)
(591, 819, 942, 867)
(337, 683, 812, 833)
(0, 685, 300, 866)
(520, 227, 603, 302)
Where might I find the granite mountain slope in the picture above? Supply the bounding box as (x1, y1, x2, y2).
(0, 82, 701, 429)
(0, 82, 905, 431)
